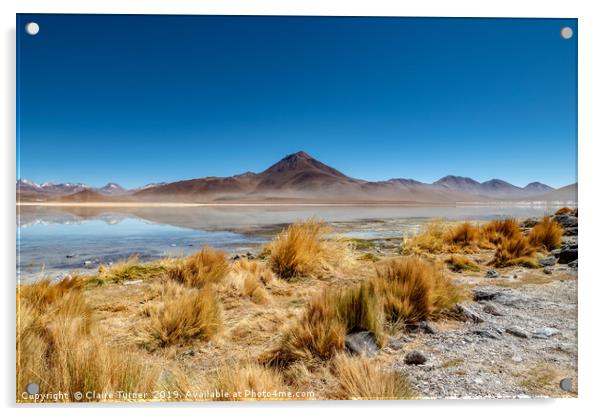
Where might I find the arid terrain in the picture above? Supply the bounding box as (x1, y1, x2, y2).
(16, 208, 577, 402)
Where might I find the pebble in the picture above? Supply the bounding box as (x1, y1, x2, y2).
(506, 326, 530, 339)
(404, 350, 428, 365)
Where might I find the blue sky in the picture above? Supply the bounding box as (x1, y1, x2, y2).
(17, 15, 577, 189)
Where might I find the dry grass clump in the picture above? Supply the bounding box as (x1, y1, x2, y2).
(445, 254, 479, 273)
(489, 235, 538, 268)
(208, 363, 293, 401)
(331, 354, 415, 400)
(528, 216, 563, 251)
(17, 277, 159, 402)
(96, 256, 166, 284)
(225, 259, 274, 304)
(373, 257, 464, 326)
(479, 219, 522, 248)
(401, 222, 448, 254)
(445, 223, 480, 250)
(554, 207, 575, 215)
(265, 283, 383, 365)
(266, 219, 351, 279)
(168, 247, 229, 288)
(142, 281, 222, 348)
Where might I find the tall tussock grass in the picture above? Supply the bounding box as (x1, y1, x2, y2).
(265, 283, 383, 366)
(142, 281, 222, 348)
(445, 254, 479, 272)
(17, 277, 159, 402)
(479, 219, 522, 248)
(226, 259, 274, 304)
(331, 354, 415, 400)
(445, 223, 480, 250)
(528, 216, 563, 251)
(401, 222, 448, 254)
(168, 247, 229, 288)
(373, 257, 464, 325)
(266, 219, 351, 279)
(209, 363, 292, 401)
(96, 256, 166, 284)
(489, 235, 538, 268)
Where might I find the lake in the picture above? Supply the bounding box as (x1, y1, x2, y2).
(17, 204, 561, 282)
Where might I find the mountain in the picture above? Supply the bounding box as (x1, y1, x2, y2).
(529, 183, 577, 202)
(432, 176, 554, 199)
(57, 189, 108, 203)
(97, 183, 128, 196)
(17, 151, 567, 204)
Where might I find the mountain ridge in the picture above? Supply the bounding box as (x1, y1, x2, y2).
(17, 151, 575, 204)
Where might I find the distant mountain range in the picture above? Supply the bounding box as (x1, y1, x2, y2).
(16, 151, 577, 204)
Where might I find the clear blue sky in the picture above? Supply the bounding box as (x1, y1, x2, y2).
(17, 15, 577, 189)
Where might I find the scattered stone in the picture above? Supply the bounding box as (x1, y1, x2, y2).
(65, 254, 77, 258)
(387, 336, 405, 351)
(345, 331, 379, 357)
(543, 266, 553, 275)
(474, 377, 484, 385)
(473, 288, 498, 302)
(246, 252, 255, 259)
(511, 355, 523, 363)
(418, 320, 437, 334)
(564, 227, 578, 236)
(532, 327, 561, 338)
(521, 218, 539, 228)
(506, 326, 530, 339)
(554, 214, 578, 228)
(453, 304, 485, 323)
(482, 303, 504, 316)
(485, 270, 500, 279)
(473, 329, 501, 339)
(539, 256, 557, 267)
(557, 248, 578, 264)
(404, 350, 427, 365)
(230, 254, 241, 261)
(568, 259, 578, 269)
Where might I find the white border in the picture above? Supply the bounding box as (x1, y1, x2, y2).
(2, 1, 601, 415)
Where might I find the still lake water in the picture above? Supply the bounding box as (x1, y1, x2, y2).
(17, 204, 560, 282)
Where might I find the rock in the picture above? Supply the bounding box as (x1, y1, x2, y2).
(345, 331, 379, 357)
(453, 304, 484, 323)
(543, 266, 554, 275)
(564, 227, 578, 236)
(387, 336, 405, 351)
(246, 252, 255, 259)
(65, 254, 77, 258)
(473, 329, 501, 339)
(473, 288, 498, 302)
(404, 350, 427, 365)
(550, 249, 562, 256)
(506, 326, 530, 339)
(482, 303, 504, 316)
(230, 254, 241, 261)
(521, 218, 539, 228)
(532, 327, 561, 338)
(418, 320, 437, 334)
(511, 355, 523, 363)
(485, 270, 500, 279)
(557, 248, 578, 264)
(539, 256, 557, 267)
(554, 214, 578, 228)
(568, 259, 578, 269)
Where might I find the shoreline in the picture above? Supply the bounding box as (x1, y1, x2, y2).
(17, 201, 576, 208)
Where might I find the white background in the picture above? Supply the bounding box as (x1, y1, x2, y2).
(2, 1, 601, 415)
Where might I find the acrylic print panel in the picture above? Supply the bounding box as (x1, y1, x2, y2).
(16, 14, 577, 403)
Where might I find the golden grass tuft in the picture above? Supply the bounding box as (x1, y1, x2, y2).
(489, 234, 538, 268)
(528, 216, 563, 251)
(167, 247, 229, 288)
(445, 222, 480, 249)
(373, 257, 464, 325)
(142, 281, 222, 348)
(331, 354, 415, 400)
(554, 207, 575, 215)
(96, 256, 166, 284)
(17, 277, 159, 402)
(401, 222, 448, 254)
(265, 283, 383, 365)
(479, 219, 522, 248)
(266, 219, 351, 279)
(225, 259, 274, 304)
(445, 254, 479, 273)
(209, 363, 292, 401)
